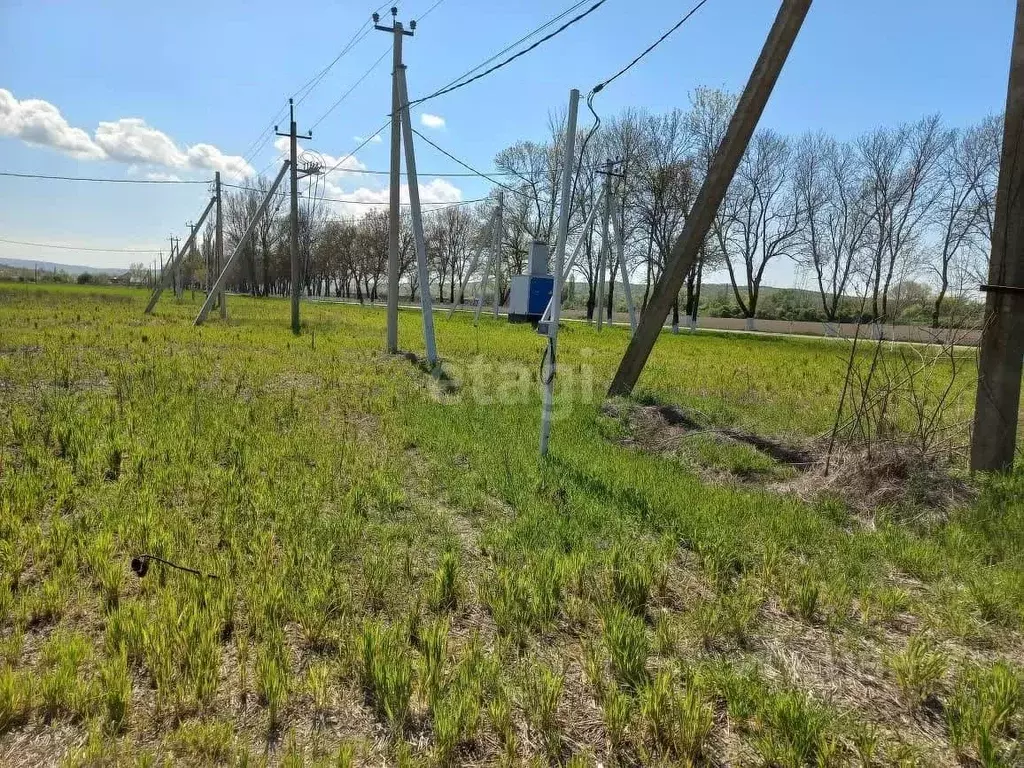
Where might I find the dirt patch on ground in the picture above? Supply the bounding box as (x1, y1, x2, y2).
(604, 400, 813, 470)
(603, 399, 976, 517)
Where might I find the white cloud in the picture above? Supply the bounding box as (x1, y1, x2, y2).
(419, 113, 445, 130)
(0, 88, 104, 159)
(317, 177, 463, 219)
(354, 133, 383, 144)
(0, 88, 254, 177)
(95, 118, 186, 167)
(143, 171, 181, 182)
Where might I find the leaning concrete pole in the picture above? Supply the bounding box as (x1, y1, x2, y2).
(398, 65, 438, 367)
(450, 207, 495, 319)
(608, 0, 813, 396)
(195, 161, 290, 325)
(971, 0, 1024, 472)
(145, 196, 216, 314)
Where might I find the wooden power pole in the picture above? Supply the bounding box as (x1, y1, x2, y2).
(607, 0, 813, 397)
(971, 0, 1024, 472)
(376, 7, 414, 354)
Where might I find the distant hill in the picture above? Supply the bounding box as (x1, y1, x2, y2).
(0, 258, 125, 277)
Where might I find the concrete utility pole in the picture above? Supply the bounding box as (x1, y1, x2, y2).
(491, 190, 504, 319)
(450, 205, 496, 319)
(168, 237, 177, 297)
(276, 99, 312, 334)
(539, 88, 580, 457)
(596, 163, 614, 330)
(187, 221, 196, 295)
(608, 0, 813, 397)
(146, 197, 216, 314)
(397, 65, 437, 367)
(197, 162, 291, 325)
(539, 189, 606, 327)
(596, 160, 625, 329)
(376, 7, 415, 354)
(971, 0, 1024, 472)
(613, 177, 637, 335)
(215, 171, 226, 318)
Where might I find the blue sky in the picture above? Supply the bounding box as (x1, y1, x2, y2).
(0, 0, 1015, 285)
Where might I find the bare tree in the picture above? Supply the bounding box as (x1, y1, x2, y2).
(685, 87, 737, 326)
(223, 183, 262, 294)
(793, 133, 871, 323)
(716, 129, 802, 322)
(929, 119, 998, 326)
(635, 110, 694, 314)
(858, 115, 949, 322)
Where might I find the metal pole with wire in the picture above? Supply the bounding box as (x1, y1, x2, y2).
(539, 88, 579, 458)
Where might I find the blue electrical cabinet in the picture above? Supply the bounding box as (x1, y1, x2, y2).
(509, 241, 555, 324)
(509, 275, 553, 323)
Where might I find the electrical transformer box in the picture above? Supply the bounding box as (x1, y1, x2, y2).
(509, 241, 553, 323)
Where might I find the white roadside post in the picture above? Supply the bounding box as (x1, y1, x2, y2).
(539, 88, 579, 458)
(397, 65, 438, 368)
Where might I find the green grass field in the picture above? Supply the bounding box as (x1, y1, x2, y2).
(0, 283, 1021, 766)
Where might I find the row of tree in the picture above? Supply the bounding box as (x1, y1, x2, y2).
(174, 88, 1000, 329)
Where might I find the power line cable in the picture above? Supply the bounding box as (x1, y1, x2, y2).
(310, 47, 390, 131)
(406, 0, 610, 110)
(417, 0, 446, 21)
(0, 171, 211, 185)
(0, 237, 164, 254)
(569, 0, 712, 217)
(410, 128, 550, 205)
(320, 122, 392, 177)
(409, 0, 591, 109)
(236, 1, 397, 179)
(323, 167, 518, 178)
(589, 0, 711, 97)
